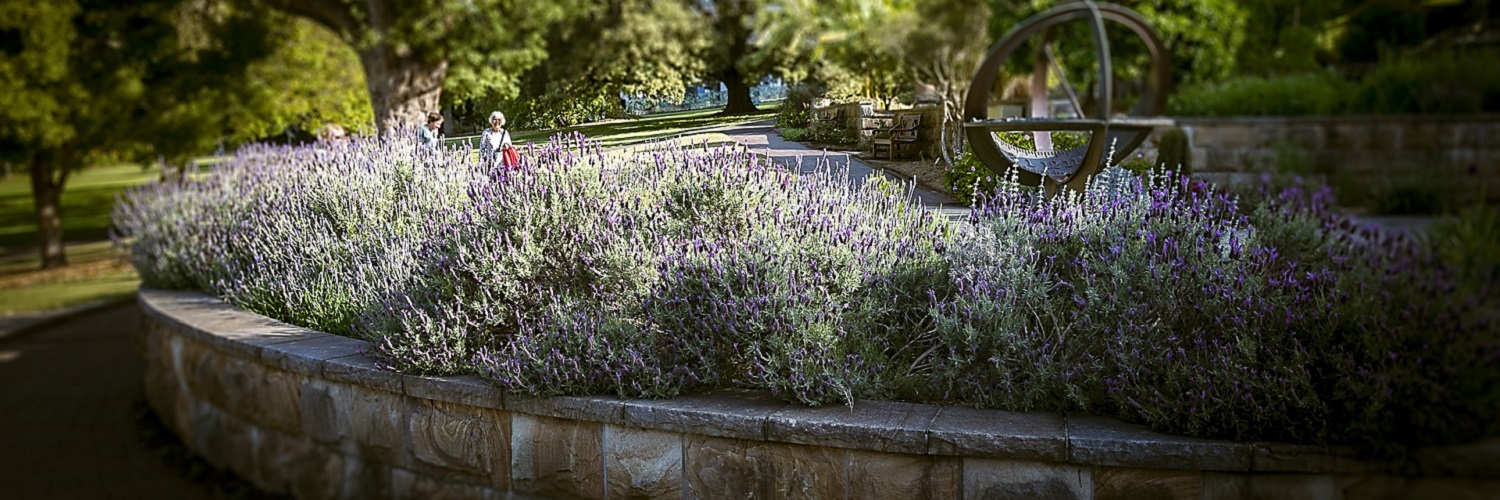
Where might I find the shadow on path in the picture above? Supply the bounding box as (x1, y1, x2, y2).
(0, 301, 271, 499)
(713, 120, 967, 216)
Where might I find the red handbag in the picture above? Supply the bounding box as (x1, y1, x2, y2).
(501, 145, 520, 168)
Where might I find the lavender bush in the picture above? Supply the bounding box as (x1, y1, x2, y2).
(113, 133, 1498, 454)
(936, 172, 1498, 451)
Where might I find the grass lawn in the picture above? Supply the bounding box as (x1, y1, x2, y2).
(0, 164, 160, 256)
(0, 109, 770, 315)
(1, 165, 156, 314)
(446, 103, 778, 150)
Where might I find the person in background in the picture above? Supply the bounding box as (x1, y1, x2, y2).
(318, 123, 347, 145)
(479, 111, 514, 169)
(418, 112, 444, 151)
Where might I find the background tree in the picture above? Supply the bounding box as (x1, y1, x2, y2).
(222, 14, 374, 141)
(261, 0, 567, 132)
(693, 0, 787, 115)
(0, 0, 276, 268)
(489, 0, 709, 129)
(758, 0, 908, 107)
(886, 0, 992, 163)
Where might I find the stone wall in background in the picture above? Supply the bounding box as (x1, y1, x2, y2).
(1137, 115, 1500, 208)
(138, 289, 1500, 499)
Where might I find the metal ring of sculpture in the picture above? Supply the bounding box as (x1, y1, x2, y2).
(963, 1, 1172, 192)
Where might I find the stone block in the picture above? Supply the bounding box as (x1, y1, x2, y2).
(1091, 467, 1200, 500)
(511, 413, 604, 498)
(139, 289, 312, 359)
(218, 359, 305, 435)
(185, 402, 259, 483)
(766, 399, 938, 455)
(682, 436, 845, 500)
(1281, 124, 1325, 150)
(1201, 124, 1256, 148)
(505, 393, 627, 425)
(1203, 472, 1249, 499)
(1241, 473, 1339, 500)
(1066, 415, 1251, 471)
(1251, 442, 1393, 475)
(178, 335, 231, 409)
(1326, 123, 1374, 150)
(391, 468, 488, 500)
(1204, 149, 1246, 171)
(255, 428, 345, 499)
(322, 353, 403, 394)
(604, 425, 683, 499)
(1402, 122, 1460, 150)
(1369, 124, 1404, 151)
(340, 457, 393, 499)
(405, 373, 506, 410)
(260, 334, 368, 376)
(927, 407, 1066, 462)
(1456, 123, 1491, 148)
(620, 389, 787, 441)
(301, 379, 408, 462)
(1383, 477, 1500, 500)
(963, 458, 1091, 500)
(847, 450, 961, 499)
(408, 399, 510, 489)
(1413, 437, 1500, 477)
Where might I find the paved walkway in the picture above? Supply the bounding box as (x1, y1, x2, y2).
(0, 300, 231, 499)
(711, 120, 968, 217)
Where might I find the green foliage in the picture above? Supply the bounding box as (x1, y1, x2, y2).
(774, 84, 817, 130)
(943, 148, 999, 206)
(779, 128, 810, 142)
(479, 0, 709, 129)
(1428, 205, 1500, 292)
(807, 115, 859, 144)
(990, 0, 1247, 88)
(0, 0, 275, 166)
(224, 15, 374, 141)
(1168, 72, 1352, 116)
(1171, 49, 1500, 117)
(1337, 0, 1426, 64)
(1349, 48, 1500, 114)
(1155, 127, 1191, 176)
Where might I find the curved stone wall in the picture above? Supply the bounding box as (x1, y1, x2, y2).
(137, 289, 1500, 499)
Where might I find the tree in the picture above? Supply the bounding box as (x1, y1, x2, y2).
(693, 0, 786, 115)
(758, 0, 909, 107)
(223, 14, 374, 141)
(261, 0, 567, 133)
(877, 0, 993, 164)
(496, 0, 709, 128)
(0, 0, 276, 268)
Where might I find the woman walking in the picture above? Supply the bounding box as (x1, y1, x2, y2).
(479, 111, 517, 170)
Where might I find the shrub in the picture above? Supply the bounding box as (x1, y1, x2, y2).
(1155, 127, 1192, 176)
(1168, 72, 1351, 116)
(114, 135, 1499, 455)
(943, 148, 999, 207)
(774, 84, 817, 130)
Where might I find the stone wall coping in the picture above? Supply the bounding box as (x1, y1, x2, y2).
(139, 288, 1500, 477)
(1173, 114, 1500, 125)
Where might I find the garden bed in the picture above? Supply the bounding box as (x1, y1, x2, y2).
(114, 133, 1500, 460)
(138, 288, 1500, 498)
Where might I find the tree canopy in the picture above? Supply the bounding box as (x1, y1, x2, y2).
(262, 0, 568, 132)
(0, 0, 278, 267)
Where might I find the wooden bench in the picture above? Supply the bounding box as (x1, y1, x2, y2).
(871, 114, 921, 160)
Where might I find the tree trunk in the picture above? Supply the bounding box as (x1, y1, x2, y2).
(720, 70, 759, 115)
(359, 46, 449, 135)
(29, 153, 68, 269)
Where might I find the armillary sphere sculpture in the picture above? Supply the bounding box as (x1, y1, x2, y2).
(963, 1, 1173, 193)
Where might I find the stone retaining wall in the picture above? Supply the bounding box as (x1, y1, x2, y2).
(138, 289, 1500, 499)
(1134, 116, 1500, 206)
